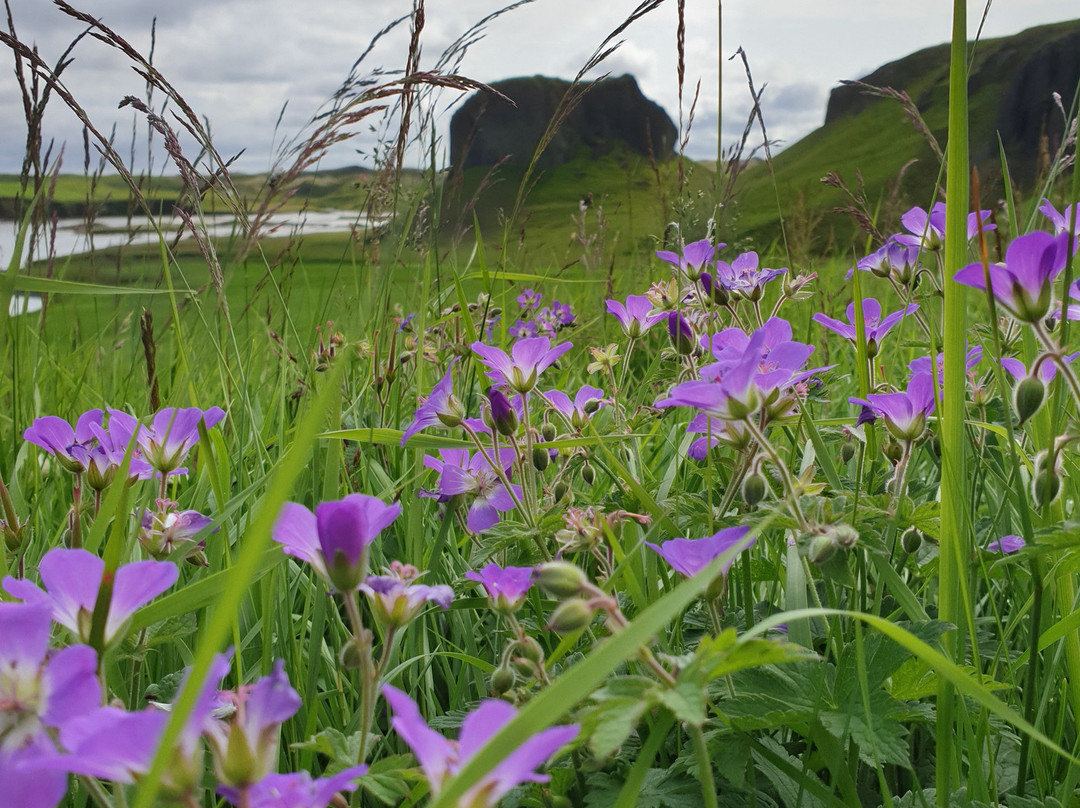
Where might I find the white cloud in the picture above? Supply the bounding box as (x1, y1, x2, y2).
(0, 0, 1075, 175)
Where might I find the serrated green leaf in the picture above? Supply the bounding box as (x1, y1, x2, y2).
(654, 676, 706, 727)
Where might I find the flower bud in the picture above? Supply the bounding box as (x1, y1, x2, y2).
(580, 462, 595, 486)
(667, 312, 694, 355)
(537, 561, 587, 599)
(831, 524, 859, 550)
(491, 663, 517, 696)
(532, 445, 551, 472)
(1033, 468, 1062, 508)
(900, 526, 923, 554)
(883, 440, 904, 465)
(553, 481, 570, 503)
(700, 272, 729, 306)
(840, 437, 856, 464)
(808, 532, 838, 564)
(340, 638, 366, 670)
(742, 473, 767, 507)
(487, 387, 518, 437)
(516, 635, 545, 665)
(1014, 375, 1046, 425)
(547, 599, 594, 633)
(541, 421, 557, 442)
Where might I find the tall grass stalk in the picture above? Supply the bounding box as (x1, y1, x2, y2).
(936, 0, 970, 801)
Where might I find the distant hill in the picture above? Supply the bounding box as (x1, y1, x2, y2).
(449, 75, 677, 172)
(730, 18, 1080, 247)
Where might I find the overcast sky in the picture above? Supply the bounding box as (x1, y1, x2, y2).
(0, 0, 1077, 176)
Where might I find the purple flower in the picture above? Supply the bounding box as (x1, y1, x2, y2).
(894, 202, 994, 251)
(647, 525, 755, 578)
(1002, 353, 1078, 384)
(812, 299, 919, 356)
(360, 561, 454, 629)
(471, 336, 572, 394)
(0, 737, 69, 808)
(853, 238, 921, 284)
(1038, 198, 1080, 237)
(516, 288, 542, 310)
(382, 684, 578, 808)
(686, 414, 752, 458)
(205, 659, 303, 787)
(465, 563, 536, 613)
(908, 346, 983, 389)
(656, 238, 717, 281)
(217, 767, 368, 808)
(23, 410, 102, 473)
(699, 272, 730, 306)
(986, 534, 1025, 554)
(139, 504, 214, 563)
(954, 230, 1072, 323)
(662, 319, 828, 423)
(272, 494, 402, 592)
(510, 319, 538, 340)
(3, 548, 178, 647)
(41, 653, 232, 790)
(486, 387, 519, 437)
(137, 406, 227, 474)
(423, 449, 522, 533)
(401, 360, 463, 446)
(667, 311, 695, 354)
(850, 373, 936, 442)
(544, 385, 605, 432)
(552, 301, 575, 327)
(0, 601, 100, 793)
(714, 251, 786, 301)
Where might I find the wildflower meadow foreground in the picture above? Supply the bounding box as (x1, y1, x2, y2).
(3, 2, 1080, 807)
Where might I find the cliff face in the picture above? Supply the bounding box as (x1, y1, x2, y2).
(449, 75, 677, 171)
(823, 20, 1080, 186)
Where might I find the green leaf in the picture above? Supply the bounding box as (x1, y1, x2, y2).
(323, 427, 473, 449)
(654, 676, 706, 728)
(583, 697, 650, 759)
(10, 276, 195, 296)
(819, 688, 911, 766)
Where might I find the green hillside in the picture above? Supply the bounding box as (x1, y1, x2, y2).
(730, 18, 1080, 247)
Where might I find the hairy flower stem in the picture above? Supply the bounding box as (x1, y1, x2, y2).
(461, 422, 529, 521)
(690, 723, 719, 808)
(888, 441, 915, 517)
(739, 418, 810, 532)
(342, 593, 377, 764)
(1032, 323, 1080, 408)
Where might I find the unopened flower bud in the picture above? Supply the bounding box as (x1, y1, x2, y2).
(742, 473, 767, 507)
(1033, 469, 1062, 508)
(900, 527, 923, 554)
(667, 312, 694, 355)
(700, 272, 729, 306)
(840, 437, 856, 464)
(583, 398, 601, 415)
(516, 635, 544, 665)
(580, 462, 595, 486)
(511, 656, 536, 678)
(340, 638, 366, 670)
(883, 440, 904, 465)
(866, 338, 880, 359)
(553, 481, 570, 503)
(491, 663, 516, 696)
(808, 533, 838, 565)
(537, 561, 587, 599)
(487, 387, 518, 437)
(1014, 375, 1046, 424)
(547, 599, 594, 633)
(532, 445, 551, 471)
(541, 421, 557, 442)
(832, 524, 859, 549)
